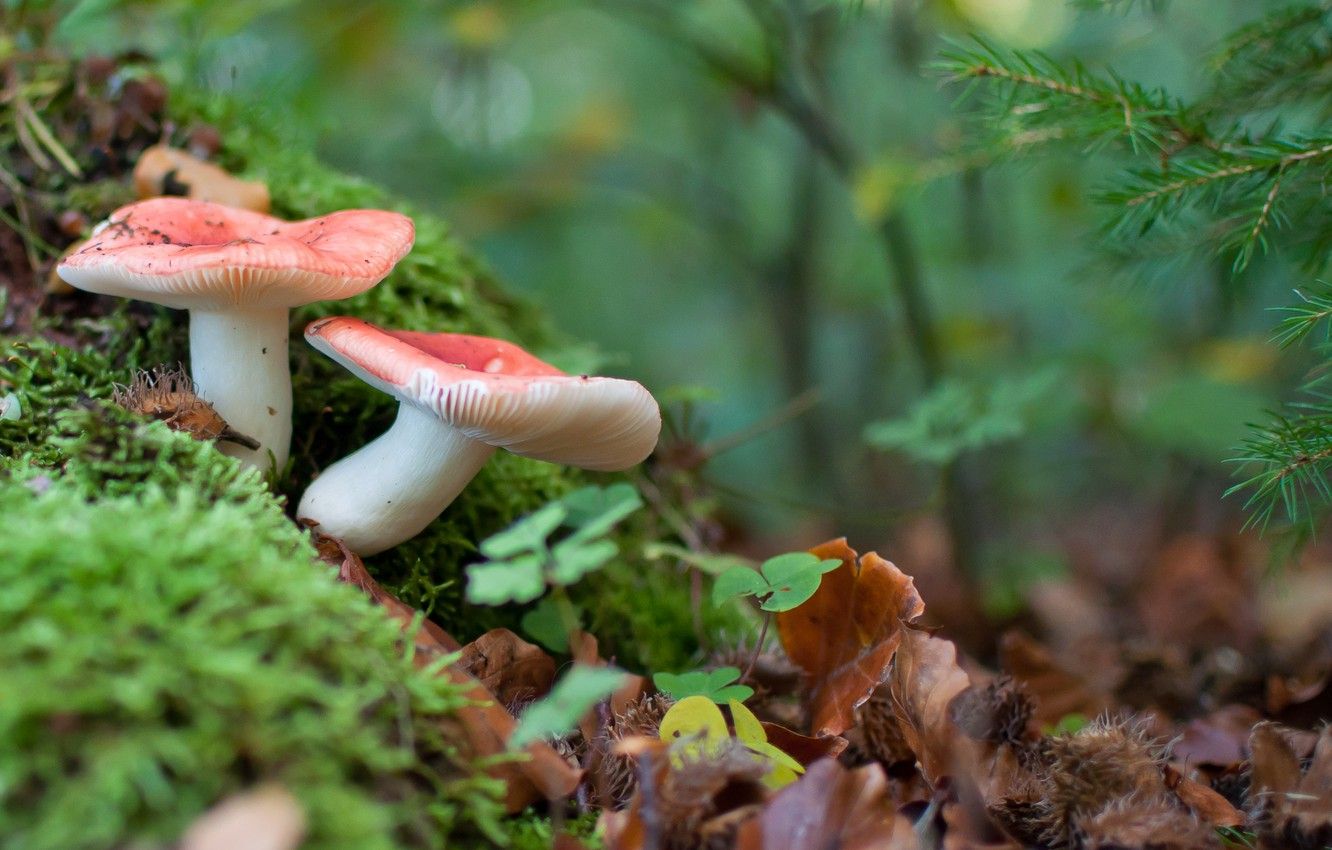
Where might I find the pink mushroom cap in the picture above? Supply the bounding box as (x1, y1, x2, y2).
(305, 316, 662, 470)
(58, 197, 414, 310)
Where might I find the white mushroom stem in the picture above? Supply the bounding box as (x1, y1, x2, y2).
(296, 402, 496, 555)
(190, 307, 293, 472)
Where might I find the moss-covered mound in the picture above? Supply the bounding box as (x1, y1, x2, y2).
(0, 475, 504, 850)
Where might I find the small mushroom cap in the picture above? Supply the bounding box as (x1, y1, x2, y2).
(306, 317, 661, 470)
(58, 197, 414, 310)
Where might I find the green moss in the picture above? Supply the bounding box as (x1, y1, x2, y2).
(501, 811, 600, 850)
(576, 552, 747, 673)
(0, 478, 504, 850)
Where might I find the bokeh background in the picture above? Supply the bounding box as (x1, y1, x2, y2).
(48, 0, 1313, 609)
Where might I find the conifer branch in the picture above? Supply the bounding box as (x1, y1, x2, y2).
(1211, 3, 1332, 110)
(1273, 285, 1332, 349)
(1232, 406, 1332, 528)
(937, 40, 1208, 155)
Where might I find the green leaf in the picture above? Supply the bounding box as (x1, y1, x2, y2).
(560, 483, 643, 541)
(653, 666, 754, 704)
(479, 502, 567, 559)
(756, 554, 840, 612)
(521, 597, 580, 653)
(549, 538, 618, 585)
(465, 554, 545, 605)
(711, 566, 768, 607)
(509, 664, 627, 749)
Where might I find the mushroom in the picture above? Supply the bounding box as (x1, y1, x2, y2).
(57, 197, 414, 471)
(297, 317, 661, 555)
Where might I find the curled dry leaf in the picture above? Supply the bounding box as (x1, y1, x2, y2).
(310, 529, 460, 652)
(776, 538, 924, 737)
(178, 784, 305, 850)
(1161, 765, 1243, 828)
(1267, 671, 1332, 728)
(733, 759, 919, 850)
(311, 531, 580, 812)
(761, 720, 848, 767)
(888, 627, 977, 786)
(458, 628, 557, 709)
(134, 144, 271, 212)
(1248, 723, 1332, 848)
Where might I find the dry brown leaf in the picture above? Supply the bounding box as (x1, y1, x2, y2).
(1074, 796, 1225, 850)
(1162, 766, 1243, 828)
(312, 531, 580, 812)
(134, 144, 271, 212)
(1136, 535, 1258, 653)
(439, 664, 583, 811)
(733, 759, 919, 850)
(761, 721, 848, 766)
(776, 538, 924, 737)
(1248, 721, 1302, 803)
(998, 630, 1109, 727)
(1172, 704, 1260, 769)
(1267, 672, 1332, 728)
(311, 530, 462, 652)
(569, 629, 649, 723)
(1250, 724, 1332, 848)
(458, 628, 557, 709)
(179, 785, 305, 850)
(888, 627, 977, 786)
(600, 743, 767, 850)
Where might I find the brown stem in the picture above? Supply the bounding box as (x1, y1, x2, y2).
(744, 612, 771, 683)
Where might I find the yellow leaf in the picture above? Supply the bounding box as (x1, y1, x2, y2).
(728, 699, 767, 746)
(729, 700, 803, 788)
(659, 696, 728, 766)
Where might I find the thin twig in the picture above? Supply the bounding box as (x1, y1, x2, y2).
(1126, 142, 1332, 207)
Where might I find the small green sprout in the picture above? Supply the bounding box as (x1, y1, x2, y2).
(710, 550, 842, 683)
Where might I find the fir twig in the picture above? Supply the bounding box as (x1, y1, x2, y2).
(1210, 3, 1332, 111)
(1273, 285, 1332, 349)
(936, 39, 1208, 155)
(1231, 406, 1332, 528)
(1101, 136, 1332, 270)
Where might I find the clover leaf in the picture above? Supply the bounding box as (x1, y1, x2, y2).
(711, 552, 840, 612)
(653, 666, 754, 704)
